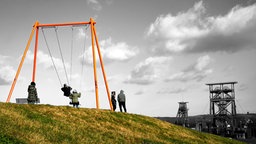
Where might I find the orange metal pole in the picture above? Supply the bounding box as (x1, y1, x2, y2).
(93, 26, 113, 111)
(6, 21, 39, 102)
(32, 24, 39, 82)
(38, 21, 92, 28)
(90, 18, 99, 109)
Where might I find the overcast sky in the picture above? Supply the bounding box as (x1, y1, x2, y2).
(0, 0, 256, 117)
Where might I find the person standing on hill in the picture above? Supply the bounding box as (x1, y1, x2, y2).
(111, 91, 117, 111)
(27, 82, 39, 104)
(69, 90, 81, 108)
(117, 90, 127, 112)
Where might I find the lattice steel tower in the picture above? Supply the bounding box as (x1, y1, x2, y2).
(176, 102, 189, 127)
(206, 82, 237, 133)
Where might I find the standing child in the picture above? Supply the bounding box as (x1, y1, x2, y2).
(111, 91, 117, 111)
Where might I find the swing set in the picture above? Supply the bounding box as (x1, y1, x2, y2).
(6, 18, 113, 110)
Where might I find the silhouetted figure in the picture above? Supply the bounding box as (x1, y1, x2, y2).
(118, 90, 126, 112)
(69, 89, 81, 108)
(27, 82, 39, 104)
(61, 84, 72, 97)
(111, 91, 117, 111)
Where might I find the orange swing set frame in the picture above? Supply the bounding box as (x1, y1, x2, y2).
(6, 18, 113, 111)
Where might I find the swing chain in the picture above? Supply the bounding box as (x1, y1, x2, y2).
(54, 27, 70, 86)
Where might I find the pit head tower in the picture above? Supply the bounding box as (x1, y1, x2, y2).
(206, 82, 237, 133)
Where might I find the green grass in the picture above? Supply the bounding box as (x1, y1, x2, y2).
(0, 103, 244, 144)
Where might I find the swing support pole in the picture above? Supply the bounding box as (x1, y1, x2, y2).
(92, 22, 113, 111)
(6, 21, 39, 102)
(90, 18, 100, 109)
(32, 24, 39, 82)
(6, 18, 112, 111)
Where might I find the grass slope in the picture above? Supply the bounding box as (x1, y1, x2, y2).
(0, 103, 244, 144)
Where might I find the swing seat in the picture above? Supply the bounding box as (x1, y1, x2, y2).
(16, 98, 40, 104)
(69, 102, 79, 105)
(16, 98, 28, 104)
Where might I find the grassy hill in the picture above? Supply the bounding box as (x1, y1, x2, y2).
(0, 103, 244, 144)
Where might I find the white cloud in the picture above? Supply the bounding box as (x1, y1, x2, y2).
(81, 37, 138, 65)
(101, 38, 137, 61)
(0, 55, 15, 85)
(238, 83, 248, 91)
(26, 50, 70, 71)
(134, 90, 144, 95)
(0, 55, 9, 65)
(0, 65, 15, 85)
(165, 55, 212, 82)
(87, 0, 102, 11)
(77, 28, 88, 40)
(86, 0, 113, 12)
(125, 56, 172, 85)
(87, 0, 98, 4)
(157, 87, 186, 94)
(212, 4, 256, 34)
(194, 55, 211, 71)
(147, 1, 256, 54)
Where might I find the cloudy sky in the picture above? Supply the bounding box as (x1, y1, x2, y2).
(0, 0, 256, 117)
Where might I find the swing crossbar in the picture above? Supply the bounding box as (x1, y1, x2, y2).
(37, 21, 94, 28)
